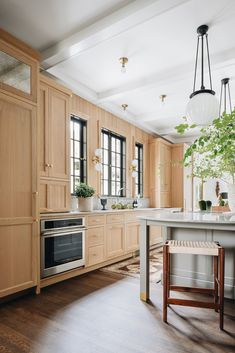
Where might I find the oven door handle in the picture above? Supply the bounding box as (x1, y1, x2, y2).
(42, 229, 87, 238)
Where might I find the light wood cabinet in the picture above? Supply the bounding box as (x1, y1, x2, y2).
(40, 179, 70, 212)
(39, 76, 71, 180)
(39, 75, 71, 212)
(87, 245, 105, 267)
(150, 138, 172, 207)
(107, 213, 125, 224)
(106, 223, 125, 258)
(87, 215, 105, 227)
(87, 227, 105, 247)
(86, 226, 105, 267)
(125, 222, 140, 252)
(171, 144, 192, 210)
(0, 75, 39, 297)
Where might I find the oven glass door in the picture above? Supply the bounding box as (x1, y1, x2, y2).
(42, 230, 85, 277)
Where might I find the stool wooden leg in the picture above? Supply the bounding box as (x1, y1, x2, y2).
(219, 248, 225, 330)
(214, 256, 218, 312)
(163, 245, 168, 323)
(167, 251, 170, 302)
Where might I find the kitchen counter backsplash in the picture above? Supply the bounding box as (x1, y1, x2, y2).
(71, 195, 150, 211)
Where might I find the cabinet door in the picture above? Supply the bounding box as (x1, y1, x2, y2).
(106, 224, 125, 258)
(160, 143, 171, 192)
(39, 179, 70, 212)
(49, 88, 70, 179)
(0, 223, 37, 298)
(39, 83, 49, 177)
(0, 94, 38, 297)
(126, 222, 140, 252)
(87, 245, 105, 267)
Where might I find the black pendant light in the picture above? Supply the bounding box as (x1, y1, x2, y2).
(186, 25, 218, 125)
(219, 78, 232, 116)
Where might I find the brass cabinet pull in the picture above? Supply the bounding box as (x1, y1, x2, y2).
(33, 219, 39, 222)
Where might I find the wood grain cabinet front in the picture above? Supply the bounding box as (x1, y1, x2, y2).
(125, 222, 140, 252)
(39, 76, 71, 180)
(106, 213, 125, 224)
(106, 224, 125, 258)
(87, 215, 105, 227)
(87, 245, 105, 267)
(39, 179, 70, 212)
(87, 227, 104, 247)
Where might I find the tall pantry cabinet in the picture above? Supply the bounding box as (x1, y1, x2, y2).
(39, 75, 71, 212)
(0, 29, 40, 297)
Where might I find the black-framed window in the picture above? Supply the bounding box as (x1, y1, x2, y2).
(70, 115, 87, 194)
(101, 129, 126, 197)
(135, 143, 143, 197)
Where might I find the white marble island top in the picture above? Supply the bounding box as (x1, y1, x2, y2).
(138, 211, 235, 225)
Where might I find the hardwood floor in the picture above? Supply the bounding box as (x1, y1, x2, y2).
(0, 271, 234, 353)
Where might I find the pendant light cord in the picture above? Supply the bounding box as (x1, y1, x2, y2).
(201, 34, 204, 90)
(219, 82, 223, 116)
(206, 34, 213, 91)
(192, 36, 199, 93)
(228, 82, 232, 112)
(219, 79, 232, 116)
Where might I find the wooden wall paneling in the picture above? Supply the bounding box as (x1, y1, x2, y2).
(71, 93, 154, 200)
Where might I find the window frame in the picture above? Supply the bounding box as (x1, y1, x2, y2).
(70, 115, 87, 194)
(101, 129, 126, 197)
(135, 142, 144, 197)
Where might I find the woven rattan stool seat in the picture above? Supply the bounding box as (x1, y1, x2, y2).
(167, 240, 220, 256)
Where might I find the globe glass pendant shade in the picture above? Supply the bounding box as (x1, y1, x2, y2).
(186, 92, 219, 125)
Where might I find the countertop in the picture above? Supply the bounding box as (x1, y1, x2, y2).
(138, 211, 235, 224)
(40, 207, 181, 219)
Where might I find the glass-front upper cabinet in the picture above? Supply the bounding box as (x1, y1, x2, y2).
(0, 37, 38, 102)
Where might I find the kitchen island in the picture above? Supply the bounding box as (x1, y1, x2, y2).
(139, 212, 235, 300)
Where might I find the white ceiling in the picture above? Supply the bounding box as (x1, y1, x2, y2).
(1, 0, 235, 141)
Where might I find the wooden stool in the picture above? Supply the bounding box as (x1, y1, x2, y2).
(163, 240, 225, 329)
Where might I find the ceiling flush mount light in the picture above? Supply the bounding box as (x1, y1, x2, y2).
(122, 103, 128, 114)
(92, 148, 102, 172)
(159, 94, 167, 105)
(219, 78, 232, 116)
(186, 25, 218, 125)
(119, 57, 128, 73)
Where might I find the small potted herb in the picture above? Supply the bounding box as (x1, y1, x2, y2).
(75, 183, 95, 212)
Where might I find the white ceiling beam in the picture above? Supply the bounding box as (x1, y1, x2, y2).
(41, 0, 191, 69)
(98, 46, 235, 101)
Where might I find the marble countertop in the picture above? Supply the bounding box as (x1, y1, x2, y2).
(138, 211, 235, 224)
(40, 207, 181, 218)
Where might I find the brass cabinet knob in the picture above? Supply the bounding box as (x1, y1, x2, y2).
(45, 163, 50, 167)
(49, 164, 53, 168)
(33, 218, 39, 222)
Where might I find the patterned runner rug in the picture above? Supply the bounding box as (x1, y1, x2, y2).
(100, 248, 163, 283)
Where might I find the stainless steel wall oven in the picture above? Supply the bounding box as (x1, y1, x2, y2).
(41, 217, 86, 278)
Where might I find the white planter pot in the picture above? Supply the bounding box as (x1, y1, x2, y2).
(228, 183, 235, 212)
(78, 197, 93, 212)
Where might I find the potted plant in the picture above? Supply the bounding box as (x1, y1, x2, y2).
(75, 183, 95, 212)
(175, 110, 235, 210)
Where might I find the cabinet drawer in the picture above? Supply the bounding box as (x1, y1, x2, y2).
(107, 213, 125, 224)
(125, 212, 138, 223)
(87, 215, 105, 226)
(87, 227, 104, 247)
(87, 245, 105, 266)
